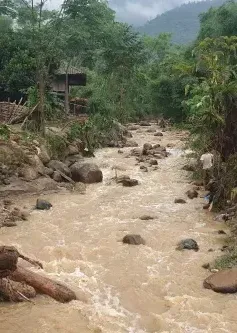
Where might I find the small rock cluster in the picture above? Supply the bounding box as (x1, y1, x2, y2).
(0, 200, 29, 228)
(116, 175, 139, 187)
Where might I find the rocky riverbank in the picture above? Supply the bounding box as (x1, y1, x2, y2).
(1, 121, 237, 332)
(0, 121, 134, 197)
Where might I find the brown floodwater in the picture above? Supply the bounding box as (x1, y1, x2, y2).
(0, 125, 235, 333)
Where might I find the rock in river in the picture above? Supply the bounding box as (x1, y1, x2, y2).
(128, 125, 139, 131)
(203, 268, 237, 293)
(186, 190, 198, 199)
(36, 199, 52, 210)
(149, 159, 158, 166)
(176, 239, 199, 251)
(116, 175, 130, 183)
(124, 140, 139, 148)
(140, 215, 154, 221)
(143, 143, 153, 155)
(123, 234, 145, 245)
(182, 164, 195, 172)
(121, 178, 139, 187)
(71, 162, 103, 184)
(146, 128, 156, 133)
(174, 198, 186, 204)
(140, 165, 148, 172)
(139, 121, 151, 127)
(154, 132, 163, 137)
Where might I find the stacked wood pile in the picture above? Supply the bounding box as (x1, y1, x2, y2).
(69, 98, 88, 116)
(0, 246, 77, 303)
(0, 101, 31, 124)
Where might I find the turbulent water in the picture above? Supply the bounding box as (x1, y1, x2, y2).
(0, 125, 235, 333)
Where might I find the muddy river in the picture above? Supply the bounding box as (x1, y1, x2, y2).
(0, 125, 235, 333)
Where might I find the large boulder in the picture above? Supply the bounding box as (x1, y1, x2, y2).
(28, 155, 45, 174)
(32, 177, 60, 192)
(38, 145, 50, 164)
(70, 163, 103, 183)
(123, 234, 145, 245)
(48, 160, 71, 177)
(176, 239, 199, 251)
(203, 269, 237, 293)
(18, 166, 38, 181)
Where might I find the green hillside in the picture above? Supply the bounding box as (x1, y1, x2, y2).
(138, 0, 228, 44)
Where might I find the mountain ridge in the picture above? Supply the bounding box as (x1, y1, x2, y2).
(138, 0, 229, 44)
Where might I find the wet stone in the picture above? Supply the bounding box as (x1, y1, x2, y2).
(121, 178, 139, 187)
(140, 215, 154, 221)
(174, 198, 186, 204)
(176, 239, 199, 251)
(36, 199, 52, 210)
(123, 234, 145, 245)
(218, 230, 227, 235)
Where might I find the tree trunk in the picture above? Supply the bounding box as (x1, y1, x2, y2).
(11, 265, 77, 303)
(39, 71, 45, 136)
(65, 71, 70, 115)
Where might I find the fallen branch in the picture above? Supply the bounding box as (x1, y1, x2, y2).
(0, 246, 76, 303)
(11, 265, 77, 303)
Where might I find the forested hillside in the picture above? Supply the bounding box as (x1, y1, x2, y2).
(138, 0, 228, 44)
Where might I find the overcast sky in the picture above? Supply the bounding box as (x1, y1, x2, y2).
(109, 0, 199, 26)
(48, 0, 200, 26)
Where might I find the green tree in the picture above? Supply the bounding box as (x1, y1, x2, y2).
(186, 36, 237, 160)
(198, 0, 237, 40)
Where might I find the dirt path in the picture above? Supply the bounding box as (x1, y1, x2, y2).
(0, 125, 234, 333)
